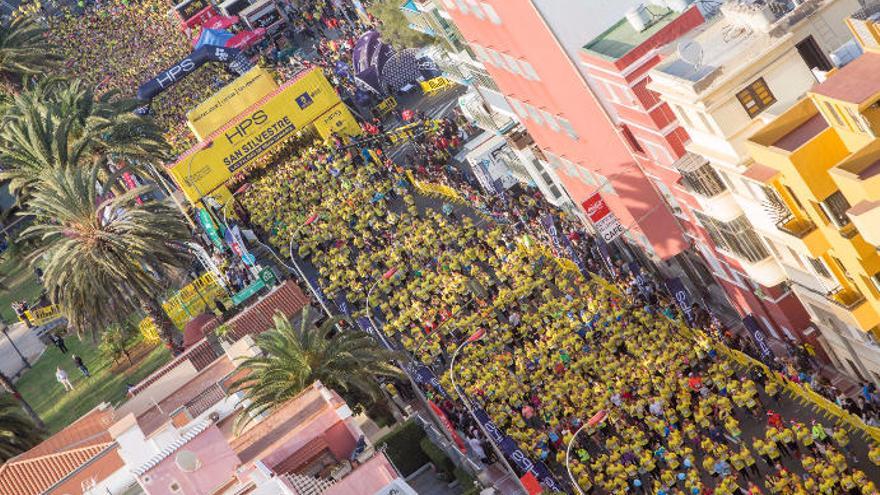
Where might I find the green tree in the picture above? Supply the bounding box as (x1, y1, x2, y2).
(99, 324, 134, 366)
(230, 309, 403, 427)
(0, 78, 168, 199)
(20, 163, 191, 352)
(0, 15, 60, 94)
(368, 0, 432, 49)
(0, 392, 43, 460)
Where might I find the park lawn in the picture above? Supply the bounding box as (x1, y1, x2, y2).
(0, 256, 43, 323)
(15, 335, 172, 433)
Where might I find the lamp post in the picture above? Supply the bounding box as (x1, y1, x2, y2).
(564, 422, 591, 495)
(450, 329, 528, 494)
(285, 213, 334, 318)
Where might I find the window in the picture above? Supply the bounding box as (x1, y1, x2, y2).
(679, 161, 727, 198)
(824, 101, 845, 127)
(871, 273, 880, 294)
(502, 53, 522, 75)
(471, 44, 490, 63)
(786, 246, 806, 270)
(673, 104, 694, 128)
(442, 0, 456, 8)
(508, 98, 528, 119)
(524, 103, 544, 125)
(454, 0, 469, 13)
(577, 165, 597, 185)
(652, 177, 682, 214)
(540, 110, 560, 131)
(736, 77, 776, 118)
(845, 107, 867, 133)
(519, 60, 539, 81)
(808, 257, 832, 279)
(595, 173, 616, 195)
(557, 117, 578, 139)
(620, 124, 644, 154)
(466, 0, 484, 18)
(694, 213, 769, 263)
(480, 2, 501, 24)
(819, 191, 852, 228)
(169, 482, 182, 493)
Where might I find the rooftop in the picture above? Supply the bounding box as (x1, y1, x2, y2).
(583, 6, 682, 61)
(811, 51, 880, 105)
(772, 113, 829, 151)
(0, 405, 120, 495)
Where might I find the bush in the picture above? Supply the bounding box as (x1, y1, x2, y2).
(454, 466, 480, 494)
(376, 420, 429, 477)
(420, 437, 454, 476)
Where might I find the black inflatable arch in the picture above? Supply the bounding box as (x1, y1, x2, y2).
(136, 45, 251, 103)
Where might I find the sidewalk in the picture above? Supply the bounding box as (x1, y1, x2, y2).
(0, 321, 46, 379)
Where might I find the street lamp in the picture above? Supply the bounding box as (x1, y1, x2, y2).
(364, 267, 399, 349)
(565, 410, 606, 495)
(451, 329, 528, 494)
(284, 212, 334, 318)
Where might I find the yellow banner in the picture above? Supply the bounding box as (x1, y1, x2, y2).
(374, 96, 397, 116)
(23, 305, 62, 326)
(420, 76, 453, 94)
(313, 102, 362, 140)
(186, 66, 278, 141)
(139, 272, 226, 342)
(168, 68, 359, 203)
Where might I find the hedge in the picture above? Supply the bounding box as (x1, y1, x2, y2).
(420, 436, 455, 476)
(376, 420, 430, 476)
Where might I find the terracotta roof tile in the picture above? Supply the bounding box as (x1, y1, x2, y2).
(0, 406, 118, 495)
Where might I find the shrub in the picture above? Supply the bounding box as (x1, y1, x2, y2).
(376, 420, 429, 476)
(420, 437, 454, 476)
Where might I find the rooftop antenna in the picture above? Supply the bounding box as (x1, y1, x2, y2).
(677, 39, 704, 73)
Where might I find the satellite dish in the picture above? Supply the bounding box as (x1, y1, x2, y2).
(678, 40, 704, 72)
(175, 450, 201, 473)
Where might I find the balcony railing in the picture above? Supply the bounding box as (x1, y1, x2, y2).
(775, 216, 817, 238)
(826, 286, 866, 310)
(675, 153, 727, 198)
(840, 223, 859, 240)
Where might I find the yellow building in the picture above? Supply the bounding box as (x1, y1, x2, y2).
(746, 19, 880, 381)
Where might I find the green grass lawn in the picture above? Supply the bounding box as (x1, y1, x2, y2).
(15, 335, 172, 433)
(0, 255, 43, 323)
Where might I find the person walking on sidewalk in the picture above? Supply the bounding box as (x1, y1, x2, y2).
(55, 366, 74, 391)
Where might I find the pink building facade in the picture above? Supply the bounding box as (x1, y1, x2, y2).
(444, 0, 689, 260)
(443, 0, 814, 340)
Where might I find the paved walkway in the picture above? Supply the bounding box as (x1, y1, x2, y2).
(0, 322, 46, 378)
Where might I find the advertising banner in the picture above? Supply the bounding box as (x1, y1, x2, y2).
(429, 401, 466, 452)
(187, 67, 278, 141)
(582, 193, 623, 243)
(664, 277, 694, 325)
(198, 209, 224, 250)
(743, 314, 776, 363)
(22, 305, 63, 326)
(168, 69, 359, 202)
(137, 44, 249, 102)
(472, 407, 564, 492)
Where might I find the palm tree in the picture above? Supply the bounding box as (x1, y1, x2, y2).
(0, 393, 43, 461)
(0, 15, 60, 94)
(230, 309, 403, 427)
(0, 78, 168, 198)
(0, 371, 44, 431)
(19, 163, 191, 352)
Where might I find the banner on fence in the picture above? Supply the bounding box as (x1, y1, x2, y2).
(664, 277, 694, 325)
(743, 314, 775, 363)
(473, 407, 564, 492)
(22, 305, 63, 326)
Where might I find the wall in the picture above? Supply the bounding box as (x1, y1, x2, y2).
(445, 0, 688, 258)
(140, 426, 241, 495)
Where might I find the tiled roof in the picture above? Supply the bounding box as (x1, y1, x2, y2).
(0, 406, 118, 495)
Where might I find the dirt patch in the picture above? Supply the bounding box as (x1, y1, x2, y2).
(108, 342, 160, 374)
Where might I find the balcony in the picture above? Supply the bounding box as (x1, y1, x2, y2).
(827, 286, 865, 310)
(694, 189, 743, 223)
(840, 223, 860, 240)
(736, 254, 788, 288)
(848, 200, 880, 248)
(775, 216, 830, 257)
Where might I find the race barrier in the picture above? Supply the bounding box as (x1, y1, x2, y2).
(139, 272, 226, 343)
(374, 96, 397, 117)
(22, 305, 63, 326)
(419, 76, 454, 95)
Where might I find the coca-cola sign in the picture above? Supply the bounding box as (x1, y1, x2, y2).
(582, 193, 624, 243)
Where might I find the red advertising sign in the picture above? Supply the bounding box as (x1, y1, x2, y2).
(582, 192, 611, 223)
(582, 193, 624, 243)
(429, 401, 466, 452)
(182, 5, 216, 29)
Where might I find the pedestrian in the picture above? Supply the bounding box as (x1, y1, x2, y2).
(50, 333, 68, 353)
(72, 354, 90, 378)
(56, 366, 74, 391)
